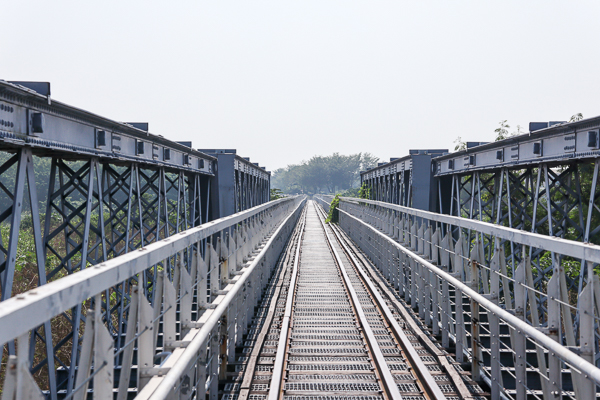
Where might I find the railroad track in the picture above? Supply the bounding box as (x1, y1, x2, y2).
(225, 200, 486, 400)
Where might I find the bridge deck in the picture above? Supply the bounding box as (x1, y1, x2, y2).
(227, 201, 483, 400)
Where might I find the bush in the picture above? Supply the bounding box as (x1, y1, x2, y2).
(326, 194, 340, 223)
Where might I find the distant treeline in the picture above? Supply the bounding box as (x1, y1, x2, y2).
(271, 152, 379, 194)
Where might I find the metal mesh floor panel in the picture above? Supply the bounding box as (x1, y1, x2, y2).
(288, 364, 372, 371)
(289, 348, 367, 354)
(292, 329, 359, 334)
(291, 341, 364, 347)
(437, 384, 455, 393)
(396, 383, 419, 393)
(284, 383, 380, 392)
(292, 335, 362, 340)
(287, 374, 377, 381)
(392, 373, 415, 381)
(283, 397, 382, 400)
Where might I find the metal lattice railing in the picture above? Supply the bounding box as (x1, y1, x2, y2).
(314, 195, 600, 400)
(0, 195, 306, 400)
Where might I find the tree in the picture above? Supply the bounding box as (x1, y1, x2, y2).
(271, 152, 379, 195)
(270, 188, 284, 200)
(494, 120, 511, 141)
(570, 113, 583, 122)
(453, 136, 466, 151)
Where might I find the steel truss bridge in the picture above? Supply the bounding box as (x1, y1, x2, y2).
(2, 81, 600, 400)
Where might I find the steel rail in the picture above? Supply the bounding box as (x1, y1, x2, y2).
(338, 207, 600, 388)
(267, 205, 307, 400)
(325, 215, 472, 400)
(313, 204, 404, 400)
(340, 197, 600, 264)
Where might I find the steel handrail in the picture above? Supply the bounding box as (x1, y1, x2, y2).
(0, 196, 300, 346)
(338, 208, 600, 388)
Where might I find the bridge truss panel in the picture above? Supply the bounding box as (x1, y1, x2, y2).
(0, 81, 221, 398)
(433, 118, 600, 364)
(199, 151, 271, 219)
(360, 150, 447, 212)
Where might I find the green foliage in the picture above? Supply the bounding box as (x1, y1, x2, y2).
(0, 152, 52, 214)
(494, 120, 511, 141)
(270, 188, 284, 200)
(336, 183, 371, 199)
(494, 120, 525, 142)
(338, 187, 360, 198)
(359, 182, 371, 199)
(453, 136, 466, 151)
(271, 152, 379, 195)
(570, 113, 583, 122)
(325, 194, 340, 223)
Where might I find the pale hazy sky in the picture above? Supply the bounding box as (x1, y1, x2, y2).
(4, 1, 600, 170)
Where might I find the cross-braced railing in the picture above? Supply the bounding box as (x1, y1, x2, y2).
(0, 195, 305, 400)
(315, 195, 600, 400)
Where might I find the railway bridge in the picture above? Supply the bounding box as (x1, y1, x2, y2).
(2, 81, 600, 400)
